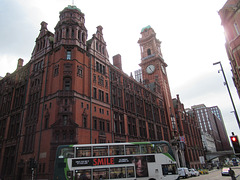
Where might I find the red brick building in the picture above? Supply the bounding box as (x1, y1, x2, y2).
(0, 5, 179, 180)
(172, 95, 205, 169)
(219, 0, 240, 98)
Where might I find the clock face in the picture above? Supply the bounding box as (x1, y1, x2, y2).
(146, 64, 155, 74)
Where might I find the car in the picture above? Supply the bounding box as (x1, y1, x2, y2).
(189, 168, 200, 176)
(178, 167, 191, 178)
(221, 167, 230, 176)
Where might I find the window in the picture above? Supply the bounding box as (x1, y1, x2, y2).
(93, 88, 97, 99)
(71, 29, 74, 38)
(78, 31, 81, 40)
(109, 145, 124, 155)
(66, 28, 69, 38)
(105, 80, 108, 88)
(98, 90, 104, 101)
(82, 32, 85, 42)
(45, 117, 49, 129)
(93, 146, 108, 156)
(93, 168, 108, 180)
(76, 147, 91, 157)
(63, 115, 68, 125)
(52, 64, 57, 74)
(100, 121, 105, 131)
(63, 77, 71, 90)
(106, 93, 109, 103)
(96, 42, 98, 50)
(162, 164, 177, 175)
(96, 61, 105, 75)
(66, 50, 71, 60)
(83, 117, 87, 128)
(147, 49, 151, 55)
(93, 75, 96, 82)
(107, 122, 110, 132)
(102, 47, 105, 55)
(94, 119, 97, 130)
(77, 65, 83, 77)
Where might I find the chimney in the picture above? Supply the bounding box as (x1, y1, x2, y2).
(40, 21, 48, 31)
(17, 58, 24, 70)
(113, 54, 122, 70)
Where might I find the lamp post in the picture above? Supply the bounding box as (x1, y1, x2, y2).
(213, 61, 240, 129)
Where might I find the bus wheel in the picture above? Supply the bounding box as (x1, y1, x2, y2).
(149, 179, 156, 180)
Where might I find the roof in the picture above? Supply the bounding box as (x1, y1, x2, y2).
(141, 25, 151, 33)
(61, 5, 81, 13)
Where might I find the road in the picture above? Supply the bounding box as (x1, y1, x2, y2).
(187, 167, 240, 180)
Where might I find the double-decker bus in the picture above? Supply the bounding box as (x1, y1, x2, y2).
(53, 141, 179, 180)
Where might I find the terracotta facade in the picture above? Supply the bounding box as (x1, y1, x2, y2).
(0, 5, 176, 179)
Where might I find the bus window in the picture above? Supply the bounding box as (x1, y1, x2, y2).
(93, 146, 108, 156)
(139, 144, 155, 154)
(139, 144, 147, 154)
(160, 144, 169, 153)
(154, 144, 163, 153)
(75, 169, 91, 180)
(109, 145, 124, 156)
(125, 145, 139, 155)
(110, 167, 126, 179)
(76, 146, 91, 157)
(93, 168, 109, 180)
(127, 166, 135, 178)
(58, 147, 74, 158)
(147, 144, 155, 153)
(162, 164, 177, 175)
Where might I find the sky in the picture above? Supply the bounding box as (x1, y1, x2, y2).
(1, 0, 240, 140)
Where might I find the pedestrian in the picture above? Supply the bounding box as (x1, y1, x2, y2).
(229, 168, 236, 180)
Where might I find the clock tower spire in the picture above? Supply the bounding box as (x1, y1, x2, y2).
(138, 25, 178, 136)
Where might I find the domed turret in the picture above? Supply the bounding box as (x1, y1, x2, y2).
(54, 5, 87, 49)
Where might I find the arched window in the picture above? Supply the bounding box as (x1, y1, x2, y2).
(96, 42, 98, 50)
(82, 32, 85, 43)
(71, 29, 74, 38)
(147, 49, 151, 55)
(63, 77, 72, 90)
(83, 116, 87, 128)
(66, 50, 71, 60)
(78, 30, 81, 40)
(60, 29, 62, 40)
(66, 28, 69, 38)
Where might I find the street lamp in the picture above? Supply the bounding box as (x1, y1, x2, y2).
(213, 61, 240, 129)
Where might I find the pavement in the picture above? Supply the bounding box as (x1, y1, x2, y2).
(231, 167, 240, 180)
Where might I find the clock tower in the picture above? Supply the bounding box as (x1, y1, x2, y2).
(138, 25, 177, 136)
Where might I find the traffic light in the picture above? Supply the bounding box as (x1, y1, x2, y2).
(230, 135, 240, 154)
(29, 158, 37, 169)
